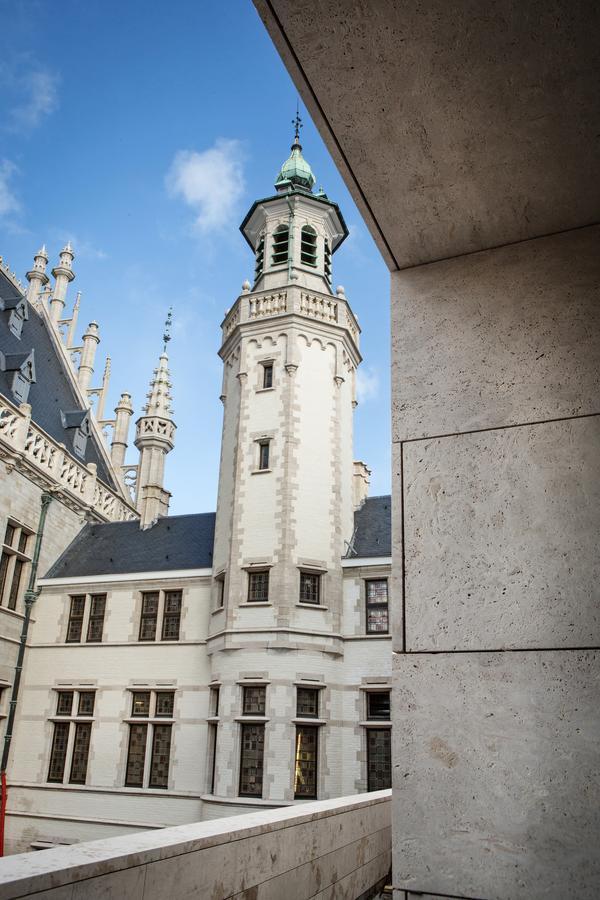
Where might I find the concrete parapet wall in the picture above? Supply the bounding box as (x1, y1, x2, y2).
(0, 790, 391, 900)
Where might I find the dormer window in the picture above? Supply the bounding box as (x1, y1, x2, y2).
(254, 236, 265, 283)
(300, 226, 317, 267)
(61, 410, 91, 459)
(272, 225, 289, 266)
(8, 299, 28, 339)
(0, 350, 36, 404)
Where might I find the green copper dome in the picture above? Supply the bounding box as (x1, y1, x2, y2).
(275, 138, 316, 191)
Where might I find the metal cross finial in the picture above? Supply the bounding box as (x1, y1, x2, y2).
(162, 307, 173, 352)
(292, 102, 303, 143)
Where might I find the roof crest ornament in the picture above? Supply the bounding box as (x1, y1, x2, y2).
(162, 306, 173, 353)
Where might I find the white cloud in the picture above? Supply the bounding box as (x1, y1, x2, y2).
(166, 139, 245, 232)
(0, 160, 21, 218)
(356, 366, 380, 404)
(7, 67, 60, 133)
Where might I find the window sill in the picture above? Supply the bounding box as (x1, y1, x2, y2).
(206, 716, 220, 723)
(255, 387, 275, 394)
(295, 603, 328, 610)
(251, 468, 272, 475)
(292, 718, 326, 726)
(124, 717, 175, 724)
(211, 606, 225, 615)
(239, 602, 272, 607)
(235, 716, 269, 723)
(359, 720, 392, 728)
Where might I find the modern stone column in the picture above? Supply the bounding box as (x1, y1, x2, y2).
(392, 224, 600, 899)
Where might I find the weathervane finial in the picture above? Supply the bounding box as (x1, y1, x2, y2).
(162, 307, 173, 353)
(292, 101, 303, 145)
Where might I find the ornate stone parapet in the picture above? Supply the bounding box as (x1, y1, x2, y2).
(0, 394, 138, 523)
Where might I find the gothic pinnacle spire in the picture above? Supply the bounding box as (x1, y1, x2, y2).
(162, 307, 173, 353)
(292, 102, 303, 148)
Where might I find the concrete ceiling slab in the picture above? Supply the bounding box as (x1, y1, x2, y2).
(254, 0, 600, 270)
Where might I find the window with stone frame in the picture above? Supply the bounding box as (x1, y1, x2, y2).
(247, 570, 269, 603)
(299, 571, 321, 605)
(138, 589, 183, 642)
(365, 579, 389, 634)
(47, 689, 95, 785)
(0, 520, 32, 611)
(124, 689, 175, 789)
(66, 595, 86, 642)
(242, 684, 266, 716)
(239, 723, 265, 797)
(294, 725, 318, 798)
(161, 591, 182, 640)
(262, 362, 274, 389)
(215, 573, 225, 608)
(366, 690, 391, 721)
(86, 594, 106, 642)
(296, 687, 319, 718)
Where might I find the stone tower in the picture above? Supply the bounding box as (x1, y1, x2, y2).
(208, 126, 361, 803)
(134, 350, 176, 527)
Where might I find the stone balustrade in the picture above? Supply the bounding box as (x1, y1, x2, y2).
(0, 395, 138, 523)
(221, 286, 361, 350)
(0, 790, 391, 899)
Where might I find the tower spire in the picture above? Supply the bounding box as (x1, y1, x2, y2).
(292, 102, 303, 147)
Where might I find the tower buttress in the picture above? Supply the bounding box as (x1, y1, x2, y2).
(50, 243, 75, 324)
(134, 351, 176, 528)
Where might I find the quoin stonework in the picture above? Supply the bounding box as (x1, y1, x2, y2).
(0, 131, 393, 853)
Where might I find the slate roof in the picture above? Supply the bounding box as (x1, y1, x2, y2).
(45, 513, 216, 578)
(349, 495, 391, 559)
(0, 270, 117, 489)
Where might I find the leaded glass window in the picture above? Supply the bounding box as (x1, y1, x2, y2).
(242, 685, 266, 716)
(56, 691, 73, 716)
(161, 591, 182, 640)
(78, 692, 95, 716)
(7, 557, 24, 610)
(239, 723, 264, 796)
(86, 594, 106, 642)
(296, 687, 319, 718)
(0, 552, 10, 601)
(139, 592, 159, 641)
(367, 729, 391, 790)
(299, 572, 320, 604)
(66, 595, 85, 643)
(149, 724, 172, 788)
(248, 570, 269, 603)
(69, 722, 92, 784)
(366, 579, 389, 634)
(132, 692, 151, 717)
(294, 725, 318, 798)
(125, 723, 147, 787)
(48, 721, 69, 783)
(155, 692, 175, 718)
(262, 363, 273, 389)
(258, 440, 270, 470)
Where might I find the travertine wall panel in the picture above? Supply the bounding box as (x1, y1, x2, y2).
(392, 650, 600, 900)
(402, 416, 600, 651)
(392, 226, 600, 442)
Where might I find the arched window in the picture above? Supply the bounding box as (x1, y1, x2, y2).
(300, 226, 317, 267)
(254, 236, 264, 282)
(272, 225, 289, 266)
(324, 239, 332, 285)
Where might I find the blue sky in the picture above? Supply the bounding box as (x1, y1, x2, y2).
(0, 0, 390, 514)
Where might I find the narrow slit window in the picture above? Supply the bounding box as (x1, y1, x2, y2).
(7, 558, 24, 610)
(367, 728, 391, 791)
(125, 723, 147, 787)
(69, 722, 92, 784)
(300, 226, 318, 267)
(262, 363, 273, 389)
(47, 722, 70, 783)
(258, 441, 270, 470)
(239, 723, 265, 797)
(149, 724, 172, 788)
(271, 225, 289, 266)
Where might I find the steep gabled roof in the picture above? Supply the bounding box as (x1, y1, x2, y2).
(350, 495, 391, 558)
(44, 513, 216, 578)
(0, 269, 118, 489)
